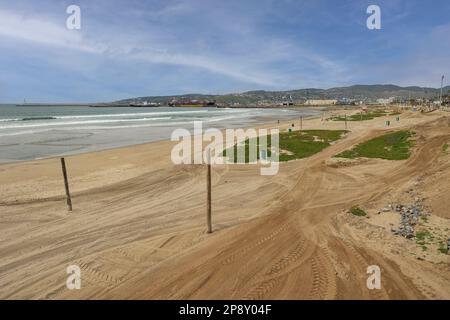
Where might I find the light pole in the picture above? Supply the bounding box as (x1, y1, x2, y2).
(440, 75, 445, 107)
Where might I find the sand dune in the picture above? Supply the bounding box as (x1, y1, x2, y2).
(0, 110, 449, 299)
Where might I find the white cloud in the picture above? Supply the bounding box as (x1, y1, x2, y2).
(0, 9, 103, 53)
(0, 8, 280, 86)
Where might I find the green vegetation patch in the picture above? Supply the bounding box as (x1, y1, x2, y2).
(415, 230, 448, 255)
(349, 206, 367, 217)
(438, 242, 448, 254)
(415, 230, 432, 244)
(443, 143, 449, 154)
(332, 110, 387, 122)
(223, 130, 348, 163)
(335, 130, 414, 160)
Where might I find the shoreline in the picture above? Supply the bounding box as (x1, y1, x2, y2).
(0, 107, 326, 165)
(0, 107, 391, 205)
(0, 108, 349, 204)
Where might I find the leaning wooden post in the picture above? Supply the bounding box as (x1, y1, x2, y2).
(206, 150, 212, 234)
(60, 157, 72, 211)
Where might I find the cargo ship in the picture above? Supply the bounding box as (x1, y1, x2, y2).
(89, 101, 162, 107)
(129, 101, 162, 107)
(168, 99, 216, 107)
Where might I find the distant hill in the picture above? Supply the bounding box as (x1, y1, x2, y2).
(117, 84, 450, 105)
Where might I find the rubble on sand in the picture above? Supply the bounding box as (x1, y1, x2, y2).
(382, 198, 430, 239)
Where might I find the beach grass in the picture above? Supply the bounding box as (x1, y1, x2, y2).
(416, 230, 432, 242)
(332, 110, 387, 122)
(349, 206, 367, 216)
(223, 129, 348, 163)
(335, 130, 414, 160)
(438, 242, 448, 254)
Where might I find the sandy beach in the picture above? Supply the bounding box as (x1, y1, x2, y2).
(1, 108, 449, 299)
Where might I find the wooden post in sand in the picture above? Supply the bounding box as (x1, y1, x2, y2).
(206, 151, 212, 234)
(60, 157, 72, 212)
(300, 116, 303, 130)
(345, 114, 348, 130)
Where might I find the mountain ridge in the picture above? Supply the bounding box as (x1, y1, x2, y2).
(117, 84, 450, 104)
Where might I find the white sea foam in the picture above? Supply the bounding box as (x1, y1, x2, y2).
(0, 129, 53, 137)
(0, 106, 312, 161)
(54, 110, 210, 119)
(0, 117, 173, 129)
(0, 118, 20, 122)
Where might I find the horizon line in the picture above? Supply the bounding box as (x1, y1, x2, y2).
(1, 82, 448, 105)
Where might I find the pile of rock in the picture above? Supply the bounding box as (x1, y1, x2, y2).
(384, 200, 430, 239)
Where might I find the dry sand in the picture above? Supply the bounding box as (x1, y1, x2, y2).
(0, 109, 449, 299)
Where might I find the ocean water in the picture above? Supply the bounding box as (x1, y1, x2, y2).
(0, 105, 319, 163)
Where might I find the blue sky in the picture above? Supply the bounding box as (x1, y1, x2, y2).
(0, 0, 449, 103)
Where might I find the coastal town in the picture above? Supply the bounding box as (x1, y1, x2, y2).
(84, 84, 450, 111)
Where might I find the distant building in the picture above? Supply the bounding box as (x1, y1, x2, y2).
(337, 97, 352, 105)
(443, 95, 450, 105)
(376, 97, 395, 105)
(304, 99, 337, 106)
